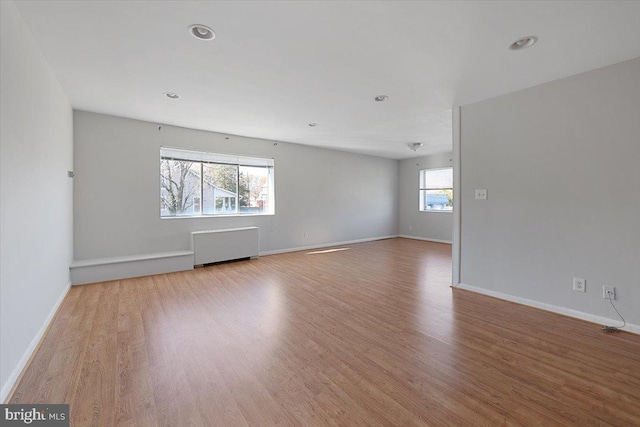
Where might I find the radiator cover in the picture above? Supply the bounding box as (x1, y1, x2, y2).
(191, 227, 259, 265)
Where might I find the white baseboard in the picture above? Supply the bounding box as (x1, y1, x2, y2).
(455, 283, 639, 335)
(70, 251, 194, 285)
(398, 235, 452, 244)
(259, 235, 400, 256)
(1, 282, 70, 403)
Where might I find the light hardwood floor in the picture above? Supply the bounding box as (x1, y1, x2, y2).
(8, 238, 640, 426)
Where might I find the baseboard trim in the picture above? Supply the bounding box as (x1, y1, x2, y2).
(70, 251, 194, 285)
(1, 282, 71, 403)
(455, 283, 639, 335)
(259, 235, 400, 256)
(398, 235, 452, 244)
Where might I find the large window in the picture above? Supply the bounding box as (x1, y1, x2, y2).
(419, 167, 453, 212)
(160, 147, 274, 218)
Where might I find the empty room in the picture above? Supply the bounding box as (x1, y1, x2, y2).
(1, 1, 639, 426)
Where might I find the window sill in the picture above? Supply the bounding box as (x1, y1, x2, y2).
(161, 212, 275, 220)
(419, 210, 453, 214)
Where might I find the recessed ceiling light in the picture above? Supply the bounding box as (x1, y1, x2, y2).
(189, 24, 215, 41)
(308, 123, 318, 127)
(374, 95, 389, 102)
(509, 36, 538, 50)
(164, 92, 180, 99)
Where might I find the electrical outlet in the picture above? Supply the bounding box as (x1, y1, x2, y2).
(304, 232, 309, 238)
(409, 225, 413, 231)
(572, 278, 586, 292)
(603, 286, 615, 300)
(475, 189, 487, 200)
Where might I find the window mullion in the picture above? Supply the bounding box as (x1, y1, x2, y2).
(236, 166, 240, 214)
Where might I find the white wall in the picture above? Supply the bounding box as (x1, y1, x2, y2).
(73, 111, 398, 260)
(398, 152, 453, 243)
(460, 57, 640, 327)
(0, 1, 73, 400)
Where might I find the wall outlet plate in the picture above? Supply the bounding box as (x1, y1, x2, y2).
(603, 286, 615, 300)
(573, 278, 586, 292)
(475, 189, 487, 200)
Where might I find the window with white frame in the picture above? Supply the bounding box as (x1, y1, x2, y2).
(419, 167, 453, 212)
(160, 147, 274, 218)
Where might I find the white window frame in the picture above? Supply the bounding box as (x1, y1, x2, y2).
(419, 167, 453, 213)
(160, 147, 275, 218)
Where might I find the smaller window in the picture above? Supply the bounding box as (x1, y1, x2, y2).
(420, 167, 453, 212)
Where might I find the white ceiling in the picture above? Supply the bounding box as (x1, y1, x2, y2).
(14, 1, 640, 159)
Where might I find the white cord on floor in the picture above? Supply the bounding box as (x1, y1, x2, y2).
(602, 298, 626, 333)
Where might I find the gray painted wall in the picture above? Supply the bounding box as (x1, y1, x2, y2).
(398, 152, 453, 242)
(73, 111, 399, 260)
(460, 57, 640, 326)
(0, 1, 73, 398)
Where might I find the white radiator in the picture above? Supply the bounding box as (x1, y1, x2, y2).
(191, 227, 259, 265)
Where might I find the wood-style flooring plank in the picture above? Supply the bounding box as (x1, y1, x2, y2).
(7, 238, 640, 426)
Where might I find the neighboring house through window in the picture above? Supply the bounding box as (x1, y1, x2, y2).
(419, 167, 453, 212)
(160, 147, 274, 217)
